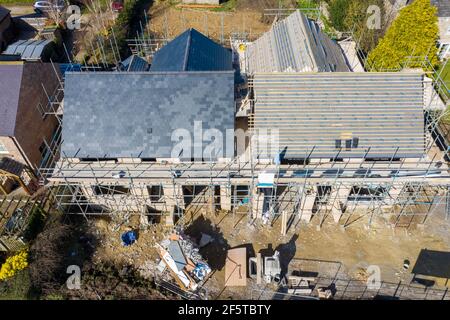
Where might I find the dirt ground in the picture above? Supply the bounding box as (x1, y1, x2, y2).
(87, 199, 450, 299)
(147, 0, 289, 43)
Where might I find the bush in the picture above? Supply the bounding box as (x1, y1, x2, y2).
(23, 206, 47, 242)
(345, 0, 386, 53)
(27, 215, 98, 297)
(367, 0, 439, 71)
(65, 262, 167, 300)
(0, 249, 29, 282)
(28, 219, 75, 295)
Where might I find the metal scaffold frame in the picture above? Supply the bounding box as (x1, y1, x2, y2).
(29, 7, 450, 233)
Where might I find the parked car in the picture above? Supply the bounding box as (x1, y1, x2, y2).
(33, 0, 65, 13)
(112, 0, 124, 12)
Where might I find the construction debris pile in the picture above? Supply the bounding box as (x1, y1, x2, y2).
(155, 232, 211, 293)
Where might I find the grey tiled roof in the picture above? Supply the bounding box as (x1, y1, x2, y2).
(0, 63, 24, 136)
(62, 72, 235, 159)
(247, 10, 349, 73)
(150, 28, 232, 71)
(253, 72, 425, 159)
(432, 0, 450, 17)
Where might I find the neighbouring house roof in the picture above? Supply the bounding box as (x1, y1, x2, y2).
(0, 63, 24, 136)
(3, 39, 53, 61)
(62, 71, 235, 159)
(252, 72, 425, 159)
(246, 10, 350, 73)
(0, 6, 10, 24)
(150, 28, 232, 72)
(118, 55, 149, 72)
(432, 0, 450, 17)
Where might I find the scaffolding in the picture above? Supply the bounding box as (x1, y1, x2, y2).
(28, 7, 450, 235)
(35, 71, 450, 233)
(0, 191, 53, 252)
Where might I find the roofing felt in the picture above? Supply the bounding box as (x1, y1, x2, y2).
(119, 55, 149, 72)
(0, 63, 24, 136)
(252, 72, 425, 159)
(246, 10, 349, 73)
(150, 28, 232, 71)
(432, 0, 450, 17)
(62, 71, 235, 159)
(4, 39, 52, 60)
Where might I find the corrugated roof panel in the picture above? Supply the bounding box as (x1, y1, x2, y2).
(29, 40, 51, 59)
(21, 40, 43, 59)
(3, 40, 26, 55)
(4, 39, 51, 60)
(252, 72, 425, 159)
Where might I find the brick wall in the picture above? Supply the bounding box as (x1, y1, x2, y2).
(13, 62, 60, 170)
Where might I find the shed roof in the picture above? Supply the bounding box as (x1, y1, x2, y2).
(0, 63, 24, 136)
(62, 71, 235, 159)
(252, 72, 425, 159)
(4, 39, 52, 61)
(150, 28, 232, 71)
(246, 10, 349, 73)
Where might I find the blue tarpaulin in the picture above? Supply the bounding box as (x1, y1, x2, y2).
(121, 230, 137, 246)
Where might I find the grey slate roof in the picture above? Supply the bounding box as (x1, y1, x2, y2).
(432, 0, 450, 17)
(62, 71, 235, 159)
(252, 72, 425, 159)
(0, 63, 24, 136)
(246, 10, 349, 73)
(150, 28, 232, 72)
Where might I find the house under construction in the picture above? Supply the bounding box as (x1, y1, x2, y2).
(37, 10, 450, 233)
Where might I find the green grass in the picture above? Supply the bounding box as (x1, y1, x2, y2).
(0, 0, 35, 4)
(438, 61, 450, 88)
(0, 270, 36, 300)
(435, 62, 450, 99)
(23, 206, 47, 242)
(297, 0, 321, 21)
(210, 0, 237, 12)
(297, 0, 320, 8)
(435, 61, 450, 124)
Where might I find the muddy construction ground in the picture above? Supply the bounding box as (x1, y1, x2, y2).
(88, 201, 450, 300)
(147, 0, 298, 43)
